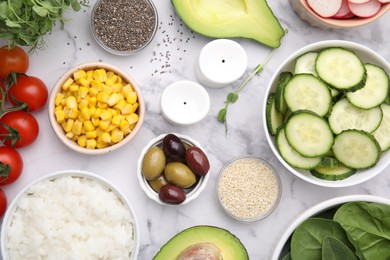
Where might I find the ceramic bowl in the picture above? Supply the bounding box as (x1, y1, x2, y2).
(137, 133, 210, 206)
(216, 156, 282, 222)
(91, 0, 158, 55)
(262, 40, 390, 187)
(49, 62, 145, 155)
(271, 194, 390, 260)
(1, 170, 140, 260)
(289, 0, 390, 29)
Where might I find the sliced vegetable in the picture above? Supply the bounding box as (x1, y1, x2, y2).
(276, 128, 322, 170)
(373, 103, 390, 151)
(307, 0, 342, 17)
(332, 0, 353, 18)
(285, 110, 334, 157)
(316, 47, 366, 91)
(294, 51, 318, 76)
(310, 162, 356, 181)
(275, 72, 292, 114)
(332, 130, 381, 169)
(328, 98, 383, 134)
(284, 74, 332, 117)
(266, 93, 283, 136)
(346, 64, 389, 110)
(348, 0, 382, 18)
(334, 202, 390, 260)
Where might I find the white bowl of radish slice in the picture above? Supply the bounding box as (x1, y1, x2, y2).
(289, 0, 389, 29)
(263, 40, 390, 187)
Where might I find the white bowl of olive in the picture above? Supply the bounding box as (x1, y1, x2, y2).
(137, 133, 210, 205)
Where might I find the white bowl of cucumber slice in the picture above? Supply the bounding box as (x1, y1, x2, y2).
(263, 40, 390, 187)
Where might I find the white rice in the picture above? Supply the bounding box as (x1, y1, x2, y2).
(5, 175, 136, 260)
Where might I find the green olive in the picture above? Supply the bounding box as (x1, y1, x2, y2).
(164, 162, 196, 188)
(142, 146, 166, 180)
(148, 175, 169, 192)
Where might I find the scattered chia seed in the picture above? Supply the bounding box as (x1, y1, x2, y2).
(92, 0, 157, 52)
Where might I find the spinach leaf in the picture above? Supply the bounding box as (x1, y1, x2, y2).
(322, 236, 358, 260)
(334, 202, 390, 260)
(290, 218, 354, 260)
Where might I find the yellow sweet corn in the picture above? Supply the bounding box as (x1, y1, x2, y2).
(126, 113, 139, 125)
(100, 132, 111, 143)
(63, 119, 74, 133)
(126, 92, 137, 104)
(66, 96, 77, 109)
(73, 70, 87, 81)
(97, 92, 109, 103)
(107, 93, 120, 106)
(86, 139, 97, 149)
(84, 121, 94, 131)
(77, 135, 87, 147)
(93, 69, 107, 82)
(78, 86, 89, 99)
(62, 78, 74, 90)
(99, 110, 112, 121)
(99, 120, 111, 131)
(54, 110, 65, 123)
(111, 129, 124, 143)
(86, 130, 97, 139)
(72, 120, 83, 135)
(69, 83, 79, 92)
(55, 93, 65, 106)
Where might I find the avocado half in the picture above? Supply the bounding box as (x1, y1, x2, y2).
(171, 0, 285, 48)
(153, 225, 249, 260)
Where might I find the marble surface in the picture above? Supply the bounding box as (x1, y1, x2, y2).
(1, 1, 390, 259)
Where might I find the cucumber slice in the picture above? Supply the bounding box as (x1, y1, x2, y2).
(275, 71, 292, 114)
(318, 156, 339, 168)
(276, 128, 322, 169)
(333, 130, 381, 169)
(284, 74, 332, 117)
(328, 98, 383, 134)
(310, 163, 356, 181)
(294, 51, 318, 76)
(316, 47, 366, 91)
(346, 64, 390, 109)
(266, 93, 283, 136)
(285, 110, 334, 157)
(373, 103, 390, 152)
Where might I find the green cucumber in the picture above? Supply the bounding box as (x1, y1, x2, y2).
(332, 130, 381, 169)
(310, 163, 356, 181)
(284, 74, 332, 117)
(373, 103, 390, 152)
(316, 47, 366, 92)
(285, 110, 334, 157)
(266, 93, 283, 136)
(275, 71, 292, 114)
(294, 51, 318, 76)
(346, 64, 389, 109)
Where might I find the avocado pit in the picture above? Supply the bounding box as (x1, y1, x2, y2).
(177, 242, 223, 260)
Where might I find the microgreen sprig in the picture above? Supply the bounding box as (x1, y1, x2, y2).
(217, 49, 275, 133)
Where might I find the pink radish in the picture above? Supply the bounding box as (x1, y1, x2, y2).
(307, 0, 343, 17)
(348, 0, 382, 18)
(378, 0, 390, 3)
(332, 0, 352, 18)
(348, 0, 370, 3)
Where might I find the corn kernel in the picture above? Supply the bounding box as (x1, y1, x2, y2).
(65, 132, 74, 139)
(86, 70, 94, 80)
(55, 93, 65, 106)
(78, 99, 88, 110)
(112, 83, 122, 93)
(96, 141, 108, 149)
(126, 92, 137, 104)
(99, 120, 111, 131)
(107, 93, 120, 106)
(97, 102, 108, 109)
(86, 139, 97, 149)
(102, 85, 113, 96)
(84, 120, 95, 131)
(89, 96, 97, 107)
(120, 119, 130, 131)
(73, 70, 87, 81)
(105, 77, 115, 86)
(111, 129, 124, 143)
(78, 86, 89, 99)
(77, 77, 89, 87)
(62, 78, 74, 90)
(132, 102, 139, 112)
(63, 119, 74, 133)
(115, 100, 127, 111)
(77, 135, 87, 147)
(88, 87, 99, 97)
(107, 71, 115, 78)
(122, 84, 134, 96)
(93, 108, 102, 118)
(97, 92, 109, 103)
(86, 130, 97, 139)
(69, 84, 79, 92)
(121, 104, 133, 115)
(111, 115, 121, 126)
(80, 108, 90, 120)
(72, 120, 83, 136)
(91, 117, 100, 127)
(55, 110, 65, 123)
(93, 69, 107, 82)
(100, 132, 111, 143)
(55, 105, 63, 111)
(99, 110, 112, 121)
(126, 113, 139, 125)
(67, 108, 79, 119)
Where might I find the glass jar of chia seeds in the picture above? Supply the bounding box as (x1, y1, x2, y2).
(91, 0, 158, 55)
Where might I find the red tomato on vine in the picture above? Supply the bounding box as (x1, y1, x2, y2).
(0, 45, 29, 79)
(0, 146, 23, 185)
(0, 188, 6, 218)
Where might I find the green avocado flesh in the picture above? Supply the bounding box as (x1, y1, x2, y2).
(171, 0, 285, 48)
(153, 225, 249, 260)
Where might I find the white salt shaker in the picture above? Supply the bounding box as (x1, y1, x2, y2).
(195, 39, 248, 88)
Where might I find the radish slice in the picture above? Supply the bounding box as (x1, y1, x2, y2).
(348, 0, 370, 3)
(348, 0, 382, 18)
(307, 0, 343, 17)
(333, 0, 352, 18)
(378, 0, 390, 3)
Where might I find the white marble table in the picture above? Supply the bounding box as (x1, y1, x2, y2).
(1, 1, 390, 259)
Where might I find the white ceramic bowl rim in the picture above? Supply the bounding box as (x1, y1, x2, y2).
(263, 40, 390, 188)
(271, 194, 390, 260)
(137, 133, 210, 206)
(0, 169, 140, 260)
(49, 62, 145, 155)
(216, 156, 282, 222)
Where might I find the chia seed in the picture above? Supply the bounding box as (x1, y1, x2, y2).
(92, 0, 157, 52)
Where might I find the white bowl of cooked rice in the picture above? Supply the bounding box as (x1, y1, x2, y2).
(0, 170, 139, 260)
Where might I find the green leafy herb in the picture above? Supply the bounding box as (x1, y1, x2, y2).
(217, 49, 274, 133)
(322, 236, 358, 260)
(0, 0, 88, 51)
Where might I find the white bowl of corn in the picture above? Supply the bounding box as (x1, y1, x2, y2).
(49, 62, 145, 154)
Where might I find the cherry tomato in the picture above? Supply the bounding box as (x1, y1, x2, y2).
(0, 188, 6, 218)
(0, 80, 4, 100)
(0, 45, 29, 79)
(0, 146, 23, 186)
(8, 75, 48, 111)
(0, 111, 39, 148)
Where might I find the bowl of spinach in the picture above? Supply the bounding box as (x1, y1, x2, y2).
(272, 195, 390, 260)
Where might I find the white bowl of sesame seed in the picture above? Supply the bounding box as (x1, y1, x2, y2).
(91, 0, 158, 55)
(216, 156, 282, 222)
(49, 62, 145, 155)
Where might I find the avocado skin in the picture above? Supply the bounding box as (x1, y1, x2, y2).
(171, 0, 285, 48)
(153, 225, 249, 260)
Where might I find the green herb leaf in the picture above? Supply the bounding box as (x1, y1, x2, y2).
(218, 108, 227, 123)
(227, 92, 239, 103)
(32, 5, 49, 17)
(322, 236, 358, 260)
